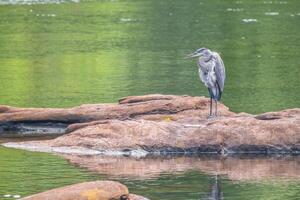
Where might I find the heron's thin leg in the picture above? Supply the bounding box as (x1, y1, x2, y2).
(215, 100, 218, 117)
(209, 97, 213, 117)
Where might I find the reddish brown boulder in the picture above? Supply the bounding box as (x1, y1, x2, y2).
(1, 95, 300, 154)
(0, 94, 233, 135)
(0, 94, 233, 124)
(20, 181, 148, 200)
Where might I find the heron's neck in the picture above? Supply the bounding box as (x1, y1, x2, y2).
(204, 54, 213, 62)
(199, 55, 213, 63)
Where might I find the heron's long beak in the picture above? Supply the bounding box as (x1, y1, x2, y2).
(185, 52, 202, 59)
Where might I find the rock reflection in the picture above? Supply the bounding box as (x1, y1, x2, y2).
(62, 155, 300, 181)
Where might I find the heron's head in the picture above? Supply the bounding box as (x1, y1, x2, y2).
(185, 47, 211, 59)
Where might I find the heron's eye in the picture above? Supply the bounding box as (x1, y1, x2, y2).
(197, 48, 205, 53)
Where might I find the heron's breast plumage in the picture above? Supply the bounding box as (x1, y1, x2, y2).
(197, 59, 216, 88)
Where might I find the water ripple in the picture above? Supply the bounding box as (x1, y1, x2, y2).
(0, 0, 79, 5)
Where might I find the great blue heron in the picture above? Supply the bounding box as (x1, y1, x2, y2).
(186, 48, 226, 117)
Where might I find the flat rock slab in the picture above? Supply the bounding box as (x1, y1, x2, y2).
(0, 94, 232, 136)
(1, 94, 300, 154)
(0, 94, 233, 124)
(20, 180, 148, 200)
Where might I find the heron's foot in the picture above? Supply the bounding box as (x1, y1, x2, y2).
(207, 114, 218, 119)
(207, 114, 215, 119)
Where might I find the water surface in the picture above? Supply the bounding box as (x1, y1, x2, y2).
(1, 148, 300, 200)
(0, 0, 300, 199)
(0, 0, 299, 113)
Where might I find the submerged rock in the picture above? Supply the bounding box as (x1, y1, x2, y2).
(20, 180, 148, 200)
(1, 94, 300, 154)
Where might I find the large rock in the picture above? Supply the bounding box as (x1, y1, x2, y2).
(20, 180, 148, 200)
(0, 94, 233, 124)
(1, 94, 300, 154)
(0, 94, 232, 136)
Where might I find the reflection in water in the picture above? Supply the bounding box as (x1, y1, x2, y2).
(1, 146, 300, 200)
(63, 154, 300, 181)
(202, 175, 223, 200)
(196, 175, 224, 200)
(112, 155, 300, 200)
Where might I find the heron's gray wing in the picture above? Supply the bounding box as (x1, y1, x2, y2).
(197, 60, 208, 86)
(212, 52, 226, 92)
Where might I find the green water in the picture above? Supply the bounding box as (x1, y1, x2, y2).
(0, 146, 99, 198)
(0, 0, 299, 113)
(0, 0, 300, 199)
(1, 147, 300, 200)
